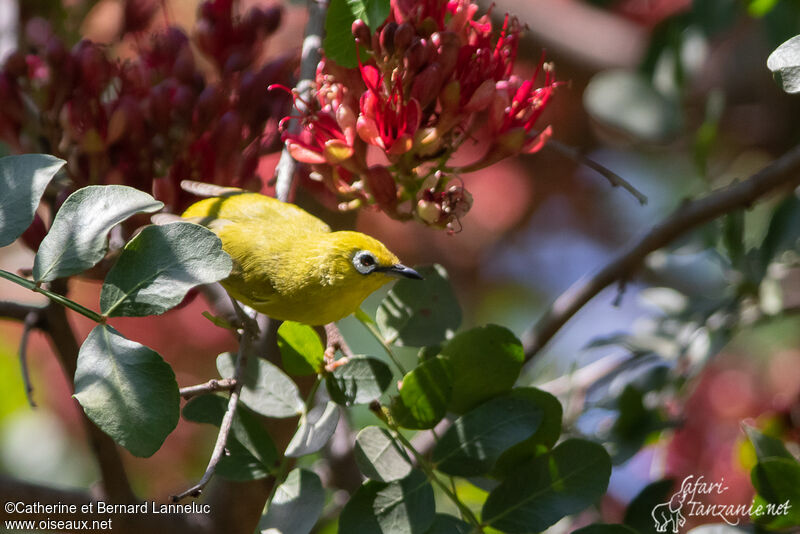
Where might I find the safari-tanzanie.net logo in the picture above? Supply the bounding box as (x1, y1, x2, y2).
(651, 475, 792, 533)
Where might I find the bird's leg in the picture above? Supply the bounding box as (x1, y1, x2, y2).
(319, 322, 354, 372)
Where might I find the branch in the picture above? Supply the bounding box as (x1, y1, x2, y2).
(522, 143, 800, 361)
(273, 0, 328, 202)
(18, 311, 39, 407)
(544, 139, 648, 205)
(180, 378, 237, 400)
(172, 298, 255, 502)
(0, 300, 47, 323)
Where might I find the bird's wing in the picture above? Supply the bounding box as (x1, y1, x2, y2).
(181, 191, 331, 234)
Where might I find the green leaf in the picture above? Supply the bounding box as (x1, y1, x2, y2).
(0, 154, 65, 248)
(423, 514, 471, 534)
(285, 401, 340, 458)
(760, 192, 800, 269)
(744, 425, 794, 461)
(278, 321, 325, 376)
(259, 468, 325, 534)
(623, 479, 675, 533)
(751, 457, 800, 527)
(432, 394, 542, 477)
(377, 264, 461, 347)
(100, 222, 231, 317)
(217, 353, 303, 418)
(493, 388, 563, 478)
(323, 0, 390, 68)
(216, 439, 272, 481)
(182, 394, 277, 469)
(33, 185, 163, 282)
(440, 324, 524, 414)
(482, 439, 612, 533)
(354, 426, 412, 482)
(767, 34, 800, 94)
(390, 356, 453, 430)
(571, 524, 639, 534)
(339, 470, 436, 534)
(73, 324, 179, 457)
(326, 355, 393, 405)
(583, 70, 682, 143)
(722, 211, 745, 267)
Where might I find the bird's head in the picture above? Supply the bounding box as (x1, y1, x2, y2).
(329, 231, 422, 282)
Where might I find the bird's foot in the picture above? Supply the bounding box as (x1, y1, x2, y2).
(321, 322, 354, 372)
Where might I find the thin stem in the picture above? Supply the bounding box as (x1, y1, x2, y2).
(388, 422, 484, 530)
(355, 313, 408, 375)
(171, 298, 255, 502)
(0, 269, 105, 323)
(179, 378, 237, 400)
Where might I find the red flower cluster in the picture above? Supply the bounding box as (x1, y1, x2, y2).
(0, 0, 291, 243)
(280, 0, 559, 230)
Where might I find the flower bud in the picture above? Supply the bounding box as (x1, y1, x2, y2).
(172, 84, 196, 119)
(431, 31, 460, 79)
(196, 85, 223, 126)
(25, 18, 52, 49)
(380, 22, 398, 55)
(75, 41, 111, 95)
(417, 198, 441, 225)
(351, 19, 372, 48)
(213, 110, 243, 161)
(44, 37, 67, 68)
(20, 213, 47, 252)
(3, 51, 27, 78)
(261, 5, 283, 34)
(172, 45, 196, 84)
(403, 38, 430, 74)
(223, 48, 250, 74)
(411, 63, 442, 108)
(393, 23, 414, 53)
(365, 165, 398, 212)
(123, 0, 158, 34)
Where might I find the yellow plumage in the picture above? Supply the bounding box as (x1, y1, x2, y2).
(181, 184, 420, 325)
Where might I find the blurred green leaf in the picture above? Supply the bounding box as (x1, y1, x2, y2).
(722, 211, 745, 268)
(182, 394, 277, 469)
(324, 0, 390, 68)
(74, 325, 179, 457)
(100, 222, 231, 317)
(423, 514, 471, 534)
(624, 479, 675, 533)
(610, 385, 669, 464)
(285, 401, 340, 457)
(760, 192, 800, 269)
(751, 457, 800, 527)
(572, 524, 639, 534)
(583, 70, 682, 143)
(744, 425, 794, 462)
(326, 355, 393, 405)
(493, 388, 563, 478)
(482, 439, 612, 533)
(390, 356, 453, 430)
(377, 264, 461, 347)
(339, 470, 435, 534)
(217, 353, 303, 418)
(354, 426, 413, 482)
(33, 185, 163, 282)
(216, 438, 272, 481)
(440, 324, 523, 414)
(259, 469, 325, 534)
(767, 35, 800, 94)
(278, 321, 325, 376)
(0, 154, 65, 248)
(432, 394, 542, 477)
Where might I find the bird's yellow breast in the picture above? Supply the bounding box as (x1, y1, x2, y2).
(182, 191, 401, 325)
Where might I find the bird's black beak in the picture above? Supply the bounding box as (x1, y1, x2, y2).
(382, 264, 423, 280)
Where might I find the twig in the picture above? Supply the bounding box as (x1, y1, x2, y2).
(544, 139, 648, 205)
(273, 0, 328, 202)
(179, 378, 237, 400)
(522, 143, 800, 361)
(172, 298, 255, 502)
(19, 311, 39, 407)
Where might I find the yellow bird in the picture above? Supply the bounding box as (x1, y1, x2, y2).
(180, 181, 421, 325)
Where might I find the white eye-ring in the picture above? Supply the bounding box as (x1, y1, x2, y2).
(353, 250, 378, 274)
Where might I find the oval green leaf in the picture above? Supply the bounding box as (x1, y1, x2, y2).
(339, 470, 435, 534)
(432, 394, 542, 476)
(390, 356, 453, 430)
(326, 355, 393, 405)
(74, 324, 179, 458)
(285, 401, 340, 458)
(278, 321, 325, 376)
(441, 324, 524, 413)
(217, 352, 303, 418)
(377, 264, 461, 347)
(33, 185, 164, 282)
(482, 439, 612, 533)
(259, 468, 325, 534)
(423, 514, 472, 534)
(324, 0, 391, 68)
(0, 154, 65, 248)
(100, 222, 231, 317)
(354, 426, 413, 482)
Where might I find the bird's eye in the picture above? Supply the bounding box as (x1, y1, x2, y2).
(353, 250, 377, 274)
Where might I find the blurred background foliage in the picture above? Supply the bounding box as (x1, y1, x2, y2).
(0, 0, 799, 531)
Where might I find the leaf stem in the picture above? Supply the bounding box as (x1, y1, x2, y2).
(0, 269, 105, 323)
(355, 313, 408, 375)
(387, 421, 483, 530)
